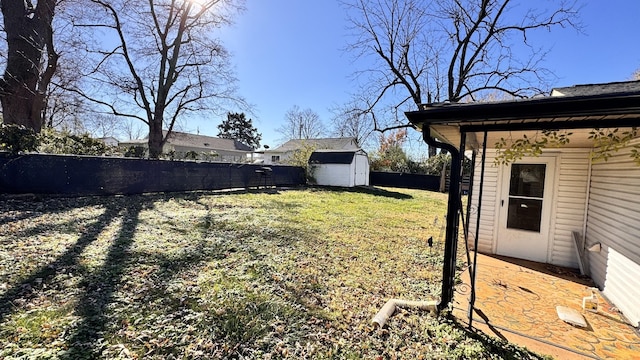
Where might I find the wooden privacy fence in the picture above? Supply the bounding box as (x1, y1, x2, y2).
(0, 153, 306, 196)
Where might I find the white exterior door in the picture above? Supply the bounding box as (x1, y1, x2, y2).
(497, 157, 556, 263)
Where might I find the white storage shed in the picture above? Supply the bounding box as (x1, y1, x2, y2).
(308, 149, 370, 187)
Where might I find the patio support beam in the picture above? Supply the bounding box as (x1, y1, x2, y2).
(422, 127, 461, 311)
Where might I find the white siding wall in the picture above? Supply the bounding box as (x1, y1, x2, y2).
(468, 150, 500, 254)
(468, 149, 590, 268)
(550, 150, 591, 268)
(586, 141, 640, 326)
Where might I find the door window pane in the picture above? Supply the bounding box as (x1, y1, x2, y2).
(509, 164, 546, 198)
(507, 198, 543, 232)
(507, 164, 546, 232)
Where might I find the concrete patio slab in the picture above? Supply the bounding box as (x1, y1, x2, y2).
(453, 253, 640, 359)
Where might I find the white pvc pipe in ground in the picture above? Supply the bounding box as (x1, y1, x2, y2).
(371, 299, 438, 327)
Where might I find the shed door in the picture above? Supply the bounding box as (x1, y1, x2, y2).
(354, 154, 369, 186)
(497, 157, 556, 263)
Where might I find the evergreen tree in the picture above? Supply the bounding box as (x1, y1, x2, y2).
(217, 112, 262, 150)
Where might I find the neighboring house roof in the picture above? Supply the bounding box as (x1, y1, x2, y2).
(98, 137, 119, 146)
(119, 131, 252, 152)
(308, 149, 366, 164)
(268, 137, 358, 153)
(162, 131, 252, 152)
(551, 80, 640, 97)
(118, 138, 147, 145)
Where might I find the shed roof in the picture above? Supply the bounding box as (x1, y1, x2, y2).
(308, 149, 365, 164)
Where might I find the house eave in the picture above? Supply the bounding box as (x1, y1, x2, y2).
(405, 91, 640, 137)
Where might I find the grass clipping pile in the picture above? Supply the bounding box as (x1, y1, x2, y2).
(0, 188, 548, 359)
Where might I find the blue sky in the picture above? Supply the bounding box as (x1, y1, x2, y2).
(188, 0, 640, 151)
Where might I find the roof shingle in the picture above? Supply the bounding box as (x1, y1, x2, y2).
(268, 137, 358, 152)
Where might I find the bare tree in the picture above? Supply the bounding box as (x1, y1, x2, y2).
(276, 105, 326, 141)
(329, 101, 374, 148)
(40, 0, 98, 133)
(70, 0, 245, 158)
(633, 68, 640, 80)
(83, 113, 120, 138)
(42, 59, 89, 131)
(120, 118, 145, 140)
(0, 0, 101, 135)
(0, 0, 58, 132)
(341, 0, 581, 136)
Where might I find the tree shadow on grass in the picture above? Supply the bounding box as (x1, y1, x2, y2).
(63, 192, 328, 358)
(60, 200, 145, 359)
(0, 195, 118, 227)
(0, 195, 160, 359)
(1, 192, 341, 358)
(0, 200, 123, 323)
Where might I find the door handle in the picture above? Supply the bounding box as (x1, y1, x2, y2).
(501, 199, 504, 207)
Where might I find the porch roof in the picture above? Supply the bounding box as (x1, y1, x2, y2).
(405, 90, 640, 132)
(402, 81, 640, 315)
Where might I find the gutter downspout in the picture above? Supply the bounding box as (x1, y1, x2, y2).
(370, 127, 462, 327)
(422, 127, 462, 311)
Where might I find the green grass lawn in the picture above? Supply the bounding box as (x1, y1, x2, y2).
(0, 187, 548, 359)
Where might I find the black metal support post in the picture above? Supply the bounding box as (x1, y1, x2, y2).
(422, 128, 462, 311)
(463, 148, 478, 268)
(468, 131, 488, 328)
(465, 151, 477, 243)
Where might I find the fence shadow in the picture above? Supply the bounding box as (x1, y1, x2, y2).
(316, 185, 415, 199)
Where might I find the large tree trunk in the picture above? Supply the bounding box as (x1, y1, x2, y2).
(148, 92, 168, 158)
(0, 0, 56, 132)
(148, 119, 164, 159)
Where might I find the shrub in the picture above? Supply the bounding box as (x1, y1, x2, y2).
(184, 150, 199, 160)
(38, 128, 117, 156)
(198, 151, 219, 162)
(420, 153, 451, 175)
(0, 124, 39, 154)
(124, 146, 147, 158)
(370, 145, 413, 172)
(285, 143, 317, 183)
